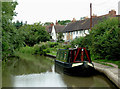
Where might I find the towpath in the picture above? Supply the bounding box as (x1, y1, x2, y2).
(94, 62, 120, 88)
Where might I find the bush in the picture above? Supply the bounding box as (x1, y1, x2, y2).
(71, 37, 84, 47)
(90, 17, 120, 60)
(18, 46, 35, 54)
(19, 23, 50, 46)
(70, 17, 120, 61)
(47, 42, 58, 48)
(63, 44, 71, 49)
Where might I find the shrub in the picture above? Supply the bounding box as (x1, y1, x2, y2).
(71, 37, 84, 47)
(90, 17, 120, 60)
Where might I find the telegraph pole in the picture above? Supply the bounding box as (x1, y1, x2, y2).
(90, 3, 92, 30)
(118, 1, 120, 27)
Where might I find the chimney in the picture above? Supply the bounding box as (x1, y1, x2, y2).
(90, 3, 92, 30)
(92, 14, 97, 18)
(56, 20, 58, 25)
(50, 23, 54, 27)
(72, 18, 76, 22)
(85, 16, 89, 19)
(109, 10, 116, 16)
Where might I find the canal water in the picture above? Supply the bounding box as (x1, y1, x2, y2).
(2, 54, 117, 88)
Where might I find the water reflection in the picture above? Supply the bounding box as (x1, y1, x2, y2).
(13, 72, 66, 87)
(62, 74, 94, 87)
(2, 55, 117, 88)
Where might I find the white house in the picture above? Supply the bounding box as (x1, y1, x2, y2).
(62, 10, 117, 42)
(45, 23, 65, 41)
(45, 10, 117, 42)
(51, 24, 57, 41)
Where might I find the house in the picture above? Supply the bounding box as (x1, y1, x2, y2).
(45, 22, 65, 41)
(62, 10, 117, 42)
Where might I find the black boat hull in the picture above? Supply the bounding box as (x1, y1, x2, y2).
(55, 60, 95, 76)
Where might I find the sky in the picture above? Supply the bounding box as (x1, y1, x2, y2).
(13, 0, 120, 24)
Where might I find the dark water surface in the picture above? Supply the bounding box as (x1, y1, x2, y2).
(2, 54, 117, 88)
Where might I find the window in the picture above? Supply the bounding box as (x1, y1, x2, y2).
(76, 31, 78, 34)
(70, 32, 72, 35)
(83, 30, 85, 33)
(73, 32, 75, 34)
(79, 31, 81, 34)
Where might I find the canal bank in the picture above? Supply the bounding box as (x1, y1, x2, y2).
(46, 54, 120, 88)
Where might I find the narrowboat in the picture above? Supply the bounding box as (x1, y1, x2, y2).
(55, 47, 95, 76)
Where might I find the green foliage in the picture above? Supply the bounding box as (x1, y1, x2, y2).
(2, 1, 25, 60)
(17, 42, 52, 56)
(71, 37, 84, 47)
(47, 42, 58, 47)
(58, 20, 71, 25)
(18, 46, 35, 54)
(2, 1, 18, 22)
(19, 23, 50, 46)
(71, 17, 120, 61)
(57, 32, 64, 42)
(90, 17, 120, 60)
(13, 20, 23, 29)
(63, 44, 71, 49)
(44, 22, 52, 25)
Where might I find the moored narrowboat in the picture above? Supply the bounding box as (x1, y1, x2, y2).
(55, 47, 95, 76)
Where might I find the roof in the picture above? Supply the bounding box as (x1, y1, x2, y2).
(54, 25, 65, 33)
(45, 25, 52, 33)
(63, 16, 108, 33)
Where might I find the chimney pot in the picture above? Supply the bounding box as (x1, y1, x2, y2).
(56, 20, 58, 25)
(72, 18, 76, 22)
(109, 10, 116, 16)
(50, 23, 54, 26)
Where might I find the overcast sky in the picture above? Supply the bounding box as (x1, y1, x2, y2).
(13, 0, 120, 24)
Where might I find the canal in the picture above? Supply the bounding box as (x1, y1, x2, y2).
(2, 54, 117, 88)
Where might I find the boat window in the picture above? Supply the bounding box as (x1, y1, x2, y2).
(57, 49, 69, 62)
(56, 52, 59, 59)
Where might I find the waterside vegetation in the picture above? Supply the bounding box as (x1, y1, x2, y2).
(2, 1, 120, 69)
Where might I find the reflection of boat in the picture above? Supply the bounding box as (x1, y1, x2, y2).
(55, 47, 95, 76)
(61, 74, 94, 87)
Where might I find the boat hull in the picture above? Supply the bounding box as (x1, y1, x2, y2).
(55, 60, 95, 76)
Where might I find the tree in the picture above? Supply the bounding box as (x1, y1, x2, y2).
(70, 17, 120, 61)
(44, 22, 52, 26)
(19, 23, 50, 46)
(58, 20, 71, 25)
(1, 1, 25, 60)
(13, 20, 23, 29)
(2, 1, 26, 60)
(90, 17, 120, 60)
(57, 32, 64, 42)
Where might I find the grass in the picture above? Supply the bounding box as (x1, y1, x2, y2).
(93, 61, 114, 67)
(92, 59, 120, 68)
(47, 52, 56, 56)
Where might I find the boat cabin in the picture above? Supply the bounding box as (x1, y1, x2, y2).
(56, 48, 92, 63)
